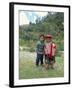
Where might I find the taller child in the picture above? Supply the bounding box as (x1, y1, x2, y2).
(44, 35, 56, 69)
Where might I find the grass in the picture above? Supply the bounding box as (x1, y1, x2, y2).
(19, 51, 64, 79)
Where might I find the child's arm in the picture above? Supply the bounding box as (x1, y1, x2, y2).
(53, 43, 56, 56)
(36, 41, 39, 52)
(44, 45, 46, 55)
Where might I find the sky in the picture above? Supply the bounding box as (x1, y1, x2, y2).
(19, 11, 48, 25)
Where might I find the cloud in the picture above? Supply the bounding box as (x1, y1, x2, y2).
(35, 12, 48, 17)
(33, 16, 37, 23)
(20, 11, 29, 25)
(28, 12, 33, 16)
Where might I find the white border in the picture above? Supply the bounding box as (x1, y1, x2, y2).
(14, 4, 69, 86)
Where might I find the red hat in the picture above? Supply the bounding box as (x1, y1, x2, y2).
(45, 35, 52, 39)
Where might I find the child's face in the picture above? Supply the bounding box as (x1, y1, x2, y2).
(46, 38, 52, 42)
(40, 36, 44, 41)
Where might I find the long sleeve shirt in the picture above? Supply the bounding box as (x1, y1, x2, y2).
(36, 40, 45, 54)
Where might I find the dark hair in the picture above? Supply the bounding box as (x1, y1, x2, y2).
(39, 34, 44, 38)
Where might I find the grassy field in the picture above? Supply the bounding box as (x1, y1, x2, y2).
(19, 51, 64, 79)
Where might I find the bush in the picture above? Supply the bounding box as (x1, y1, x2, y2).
(29, 47, 35, 52)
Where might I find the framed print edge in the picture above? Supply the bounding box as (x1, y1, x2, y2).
(68, 5, 70, 84)
(9, 2, 70, 88)
(9, 2, 14, 87)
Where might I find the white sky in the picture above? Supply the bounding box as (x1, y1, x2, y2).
(35, 12, 48, 17)
(20, 11, 29, 25)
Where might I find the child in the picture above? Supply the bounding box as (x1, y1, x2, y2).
(36, 34, 45, 66)
(44, 35, 56, 69)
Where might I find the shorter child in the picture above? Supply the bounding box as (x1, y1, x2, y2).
(44, 35, 56, 69)
(36, 34, 45, 66)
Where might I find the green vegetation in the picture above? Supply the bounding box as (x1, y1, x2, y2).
(19, 12, 64, 52)
(19, 51, 64, 79)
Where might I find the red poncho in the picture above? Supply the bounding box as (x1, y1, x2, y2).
(44, 42, 56, 62)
